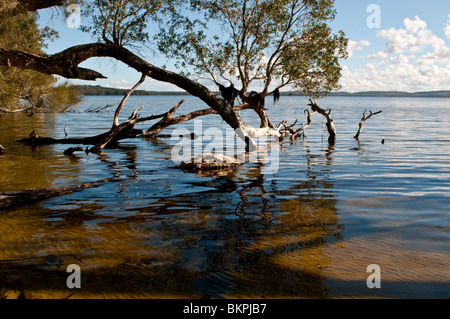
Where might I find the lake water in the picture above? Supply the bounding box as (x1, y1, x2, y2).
(0, 95, 449, 299)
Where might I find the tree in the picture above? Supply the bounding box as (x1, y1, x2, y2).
(157, 0, 348, 128)
(0, 9, 81, 112)
(80, 0, 162, 47)
(0, 0, 348, 151)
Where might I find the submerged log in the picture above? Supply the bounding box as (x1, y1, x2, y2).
(63, 146, 84, 155)
(0, 177, 116, 210)
(173, 154, 242, 172)
(17, 128, 143, 146)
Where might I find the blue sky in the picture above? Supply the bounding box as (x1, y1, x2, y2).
(38, 0, 450, 92)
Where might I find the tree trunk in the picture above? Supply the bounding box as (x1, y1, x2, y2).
(253, 106, 275, 129)
(0, 0, 64, 15)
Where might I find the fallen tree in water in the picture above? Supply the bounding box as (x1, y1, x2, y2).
(0, 177, 117, 210)
(17, 128, 144, 147)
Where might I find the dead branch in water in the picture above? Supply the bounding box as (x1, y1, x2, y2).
(63, 146, 84, 156)
(354, 109, 382, 139)
(87, 73, 148, 153)
(0, 177, 117, 210)
(308, 98, 336, 145)
(143, 101, 252, 138)
(17, 128, 145, 146)
(288, 109, 316, 141)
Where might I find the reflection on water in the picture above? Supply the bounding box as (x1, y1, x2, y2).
(0, 96, 450, 298)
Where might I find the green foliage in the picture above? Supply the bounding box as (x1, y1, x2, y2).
(0, 11, 81, 112)
(156, 0, 348, 97)
(80, 0, 164, 47)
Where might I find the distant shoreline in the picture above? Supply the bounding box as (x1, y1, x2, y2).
(75, 85, 450, 98)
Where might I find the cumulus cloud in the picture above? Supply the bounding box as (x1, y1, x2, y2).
(375, 16, 448, 57)
(403, 16, 427, 33)
(367, 51, 388, 60)
(445, 15, 450, 40)
(340, 15, 450, 92)
(347, 40, 370, 58)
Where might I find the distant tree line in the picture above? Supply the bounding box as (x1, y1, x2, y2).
(75, 85, 188, 96)
(76, 85, 450, 98)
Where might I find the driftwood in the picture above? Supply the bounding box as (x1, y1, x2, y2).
(0, 177, 116, 210)
(354, 109, 382, 139)
(17, 128, 144, 146)
(308, 98, 336, 145)
(144, 101, 252, 138)
(0, 107, 32, 113)
(281, 109, 315, 141)
(63, 146, 84, 156)
(173, 154, 242, 172)
(18, 75, 166, 152)
(87, 72, 162, 153)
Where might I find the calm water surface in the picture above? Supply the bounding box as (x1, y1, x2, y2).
(0, 95, 449, 298)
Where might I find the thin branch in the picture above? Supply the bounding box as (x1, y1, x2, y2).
(113, 72, 148, 127)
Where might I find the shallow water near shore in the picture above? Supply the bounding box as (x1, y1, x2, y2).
(0, 95, 449, 299)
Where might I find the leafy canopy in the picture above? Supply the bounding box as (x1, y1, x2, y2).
(156, 0, 348, 97)
(0, 11, 80, 111)
(81, 0, 164, 47)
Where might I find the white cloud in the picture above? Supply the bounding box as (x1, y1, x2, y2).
(403, 16, 427, 33)
(347, 40, 370, 58)
(386, 54, 409, 66)
(367, 51, 388, 60)
(445, 15, 450, 40)
(376, 17, 448, 56)
(340, 15, 450, 92)
(377, 27, 418, 54)
(340, 60, 450, 92)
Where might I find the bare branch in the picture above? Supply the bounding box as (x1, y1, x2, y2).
(354, 109, 382, 139)
(308, 98, 336, 144)
(113, 72, 148, 127)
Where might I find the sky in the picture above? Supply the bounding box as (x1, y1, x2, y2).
(38, 0, 450, 93)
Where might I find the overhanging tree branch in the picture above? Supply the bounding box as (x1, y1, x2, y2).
(0, 43, 248, 144)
